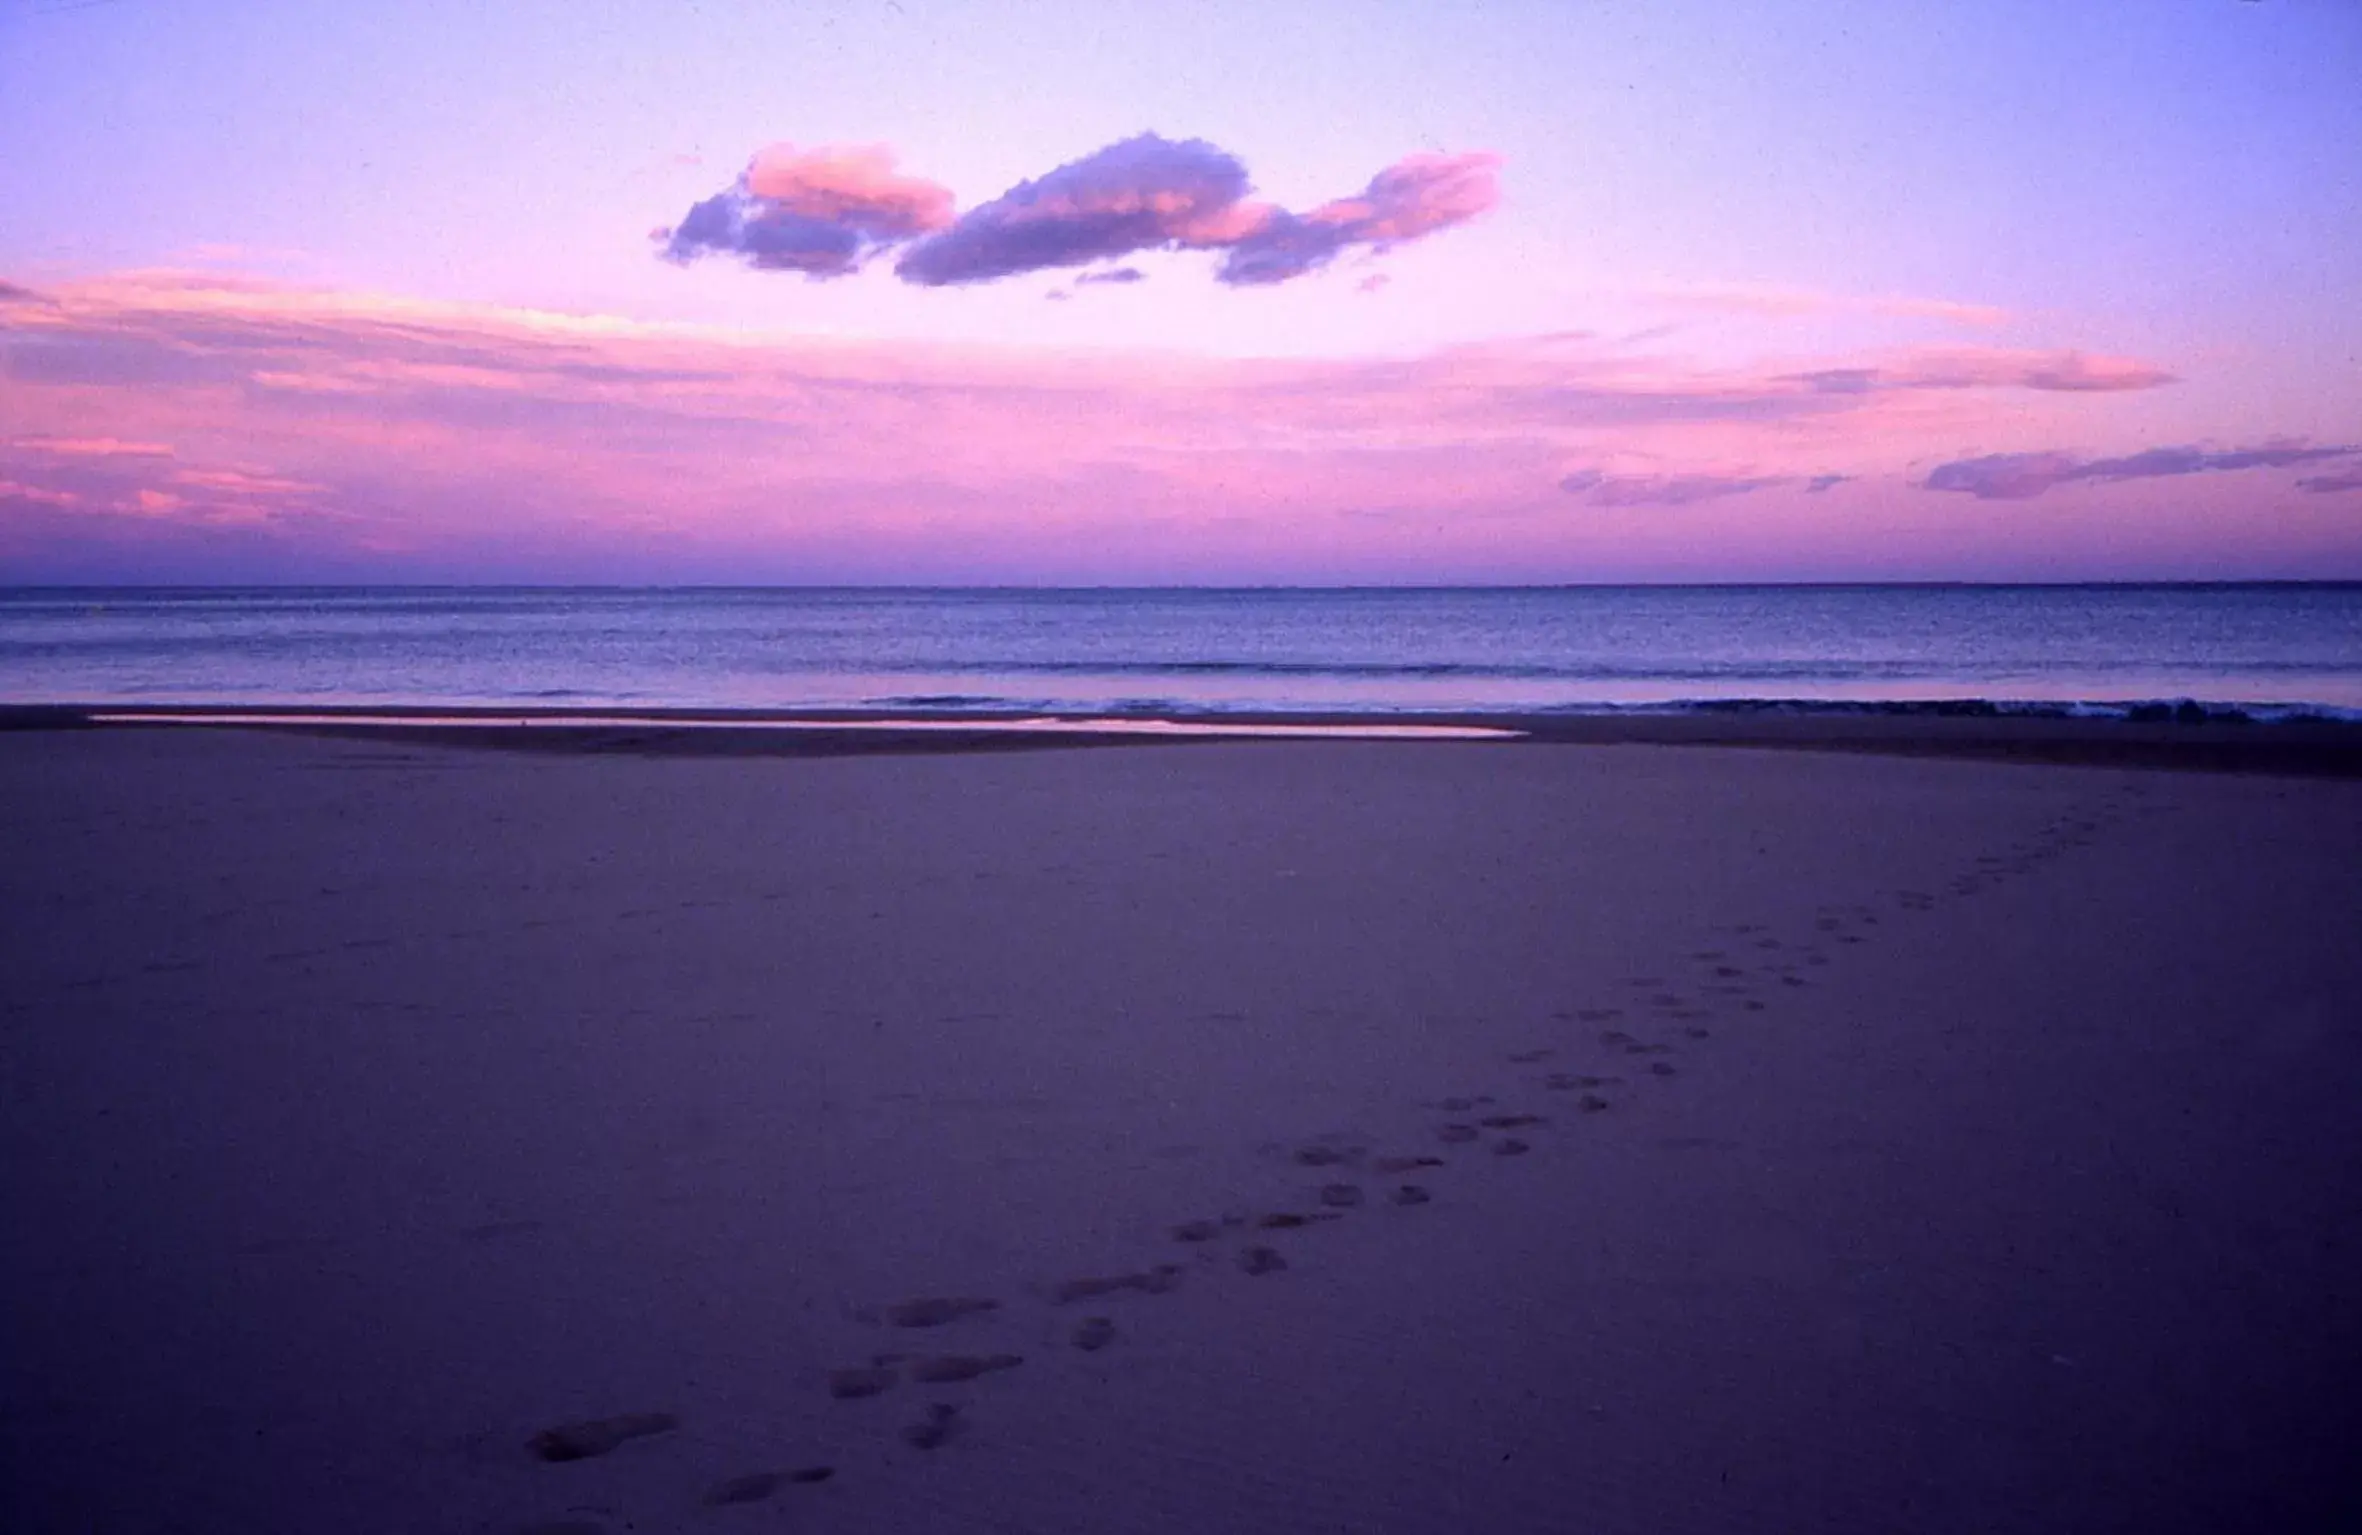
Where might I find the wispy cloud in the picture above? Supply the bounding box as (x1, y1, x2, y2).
(1640, 283, 2009, 327)
(2294, 469, 2362, 494)
(1559, 468, 1808, 507)
(0, 478, 82, 507)
(1789, 348, 2176, 395)
(10, 435, 176, 458)
(1921, 441, 2357, 499)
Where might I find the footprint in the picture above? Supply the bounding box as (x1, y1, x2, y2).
(705, 1468, 834, 1505)
(1390, 1184, 1433, 1206)
(1238, 1245, 1288, 1276)
(878, 1297, 1000, 1329)
(1743, 1000, 1767, 1011)
(1684, 1027, 1711, 1039)
(1545, 1072, 1619, 1090)
(1318, 1183, 1365, 1208)
(1437, 1123, 1480, 1144)
(1072, 1316, 1117, 1352)
(526, 1412, 679, 1462)
(1436, 1095, 1495, 1112)
(1374, 1155, 1445, 1173)
(1052, 1267, 1183, 1303)
(910, 1354, 1023, 1384)
(1493, 1137, 1531, 1157)
(1648, 1062, 1677, 1077)
(828, 1366, 898, 1400)
(1293, 1144, 1355, 1167)
(1577, 1093, 1612, 1113)
(1480, 1113, 1545, 1129)
(460, 1218, 546, 1243)
(1171, 1219, 1224, 1243)
(1256, 1212, 1338, 1230)
(901, 1403, 962, 1451)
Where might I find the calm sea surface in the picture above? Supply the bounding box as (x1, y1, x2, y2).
(3, 586, 2359, 718)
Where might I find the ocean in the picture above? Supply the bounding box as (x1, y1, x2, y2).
(4, 585, 2360, 720)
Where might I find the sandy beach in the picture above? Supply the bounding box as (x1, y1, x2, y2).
(3, 723, 2358, 1534)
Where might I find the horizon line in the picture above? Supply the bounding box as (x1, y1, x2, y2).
(6, 579, 2361, 594)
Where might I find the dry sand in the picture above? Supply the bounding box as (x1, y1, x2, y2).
(2, 725, 2358, 1533)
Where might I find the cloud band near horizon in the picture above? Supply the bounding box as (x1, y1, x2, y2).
(10, 270, 2344, 583)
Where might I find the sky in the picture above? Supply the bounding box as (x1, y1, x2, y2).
(2, 0, 2358, 584)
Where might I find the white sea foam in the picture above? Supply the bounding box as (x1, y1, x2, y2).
(85, 711, 1524, 740)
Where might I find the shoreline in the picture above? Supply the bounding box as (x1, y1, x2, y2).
(8, 701, 2362, 776)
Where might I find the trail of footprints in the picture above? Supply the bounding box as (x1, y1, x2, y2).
(514, 785, 2156, 1529)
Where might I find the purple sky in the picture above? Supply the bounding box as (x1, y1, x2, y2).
(3, 0, 2358, 582)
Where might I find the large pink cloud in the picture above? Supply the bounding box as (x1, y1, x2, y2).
(661, 133, 1501, 289)
(8, 270, 2336, 582)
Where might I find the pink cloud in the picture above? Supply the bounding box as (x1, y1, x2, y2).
(744, 143, 955, 234)
(1308, 152, 1503, 241)
(0, 478, 82, 507)
(1216, 151, 1501, 285)
(171, 467, 327, 495)
(10, 436, 176, 458)
(1789, 348, 2177, 394)
(659, 143, 954, 277)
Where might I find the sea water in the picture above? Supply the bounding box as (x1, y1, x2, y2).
(3, 585, 2359, 718)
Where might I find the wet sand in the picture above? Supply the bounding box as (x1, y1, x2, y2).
(3, 724, 2358, 1533)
